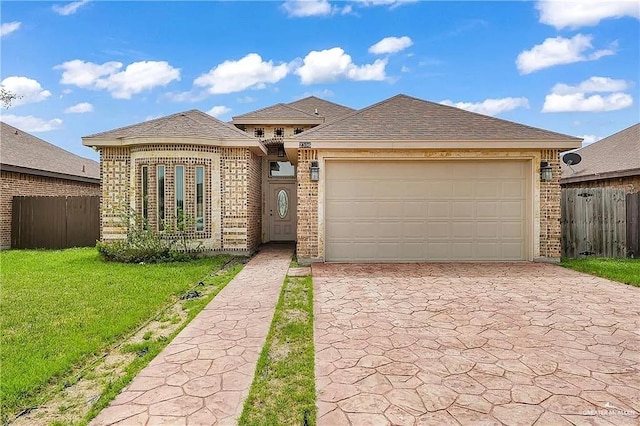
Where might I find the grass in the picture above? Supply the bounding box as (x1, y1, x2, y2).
(0, 248, 237, 421)
(560, 258, 640, 287)
(83, 263, 242, 424)
(239, 274, 316, 426)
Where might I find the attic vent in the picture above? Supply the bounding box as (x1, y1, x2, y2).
(314, 108, 319, 115)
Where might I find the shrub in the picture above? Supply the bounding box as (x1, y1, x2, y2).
(97, 205, 204, 263)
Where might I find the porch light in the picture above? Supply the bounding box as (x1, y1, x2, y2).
(277, 145, 285, 157)
(540, 161, 553, 182)
(310, 161, 320, 181)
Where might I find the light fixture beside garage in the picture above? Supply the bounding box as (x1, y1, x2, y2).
(310, 161, 320, 181)
(540, 161, 553, 182)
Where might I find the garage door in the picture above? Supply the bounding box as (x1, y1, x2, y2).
(325, 160, 530, 262)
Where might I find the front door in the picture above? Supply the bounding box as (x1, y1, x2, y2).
(269, 182, 297, 241)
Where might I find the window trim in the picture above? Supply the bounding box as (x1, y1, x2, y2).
(175, 165, 185, 229)
(157, 165, 165, 231)
(141, 165, 149, 227)
(195, 166, 205, 232)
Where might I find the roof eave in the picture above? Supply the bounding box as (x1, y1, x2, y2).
(0, 163, 100, 183)
(284, 139, 582, 150)
(82, 135, 268, 156)
(560, 167, 640, 185)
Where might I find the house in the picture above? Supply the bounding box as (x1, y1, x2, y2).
(560, 123, 640, 193)
(0, 122, 100, 249)
(82, 94, 581, 262)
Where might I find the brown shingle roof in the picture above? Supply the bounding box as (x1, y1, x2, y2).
(232, 103, 319, 121)
(286, 96, 355, 122)
(561, 123, 640, 183)
(85, 109, 253, 140)
(295, 94, 580, 141)
(0, 121, 99, 181)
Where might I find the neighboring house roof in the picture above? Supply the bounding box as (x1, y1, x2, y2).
(0, 121, 100, 183)
(561, 123, 640, 184)
(294, 94, 580, 142)
(85, 109, 254, 140)
(286, 96, 355, 123)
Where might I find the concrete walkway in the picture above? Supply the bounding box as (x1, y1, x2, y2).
(313, 263, 640, 426)
(92, 245, 292, 426)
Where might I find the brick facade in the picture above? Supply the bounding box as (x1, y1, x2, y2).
(0, 170, 100, 248)
(296, 149, 319, 260)
(247, 151, 263, 251)
(296, 149, 563, 262)
(99, 145, 261, 254)
(100, 147, 131, 241)
(539, 149, 561, 258)
(562, 175, 640, 194)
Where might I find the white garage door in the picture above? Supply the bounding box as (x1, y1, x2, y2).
(325, 160, 530, 262)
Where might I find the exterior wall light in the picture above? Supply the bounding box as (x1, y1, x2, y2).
(310, 160, 320, 181)
(540, 161, 553, 182)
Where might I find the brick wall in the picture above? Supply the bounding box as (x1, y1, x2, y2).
(562, 175, 640, 194)
(247, 151, 262, 251)
(296, 149, 318, 260)
(0, 170, 99, 248)
(100, 147, 131, 240)
(99, 144, 261, 253)
(540, 149, 561, 258)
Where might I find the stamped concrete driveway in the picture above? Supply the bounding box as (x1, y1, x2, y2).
(313, 263, 640, 426)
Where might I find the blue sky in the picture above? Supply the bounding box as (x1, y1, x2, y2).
(1, 0, 639, 161)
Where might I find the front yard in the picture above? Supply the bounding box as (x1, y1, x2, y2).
(0, 248, 240, 423)
(561, 258, 640, 287)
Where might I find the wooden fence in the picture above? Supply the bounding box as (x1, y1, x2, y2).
(627, 192, 640, 258)
(561, 188, 640, 258)
(11, 196, 100, 249)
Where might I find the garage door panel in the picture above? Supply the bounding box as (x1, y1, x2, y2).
(325, 160, 529, 262)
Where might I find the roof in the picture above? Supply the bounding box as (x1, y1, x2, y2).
(231, 96, 354, 124)
(0, 121, 100, 182)
(561, 123, 640, 184)
(295, 94, 580, 142)
(286, 96, 355, 122)
(232, 103, 319, 121)
(85, 109, 254, 140)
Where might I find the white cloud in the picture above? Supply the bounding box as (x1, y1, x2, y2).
(282, 0, 332, 17)
(542, 92, 633, 112)
(353, 0, 418, 9)
(369, 36, 413, 55)
(52, 0, 90, 16)
(206, 105, 232, 118)
(282, 0, 352, 17)
(550, 76, 630, 95)
(295, 47, 387, 84)
(194, 53, 289, 94)
(536, 0, 640, 29)
(64, 102, 93, 113)
(237, 96, 257, 103)
(55, 59, 180, 99)
(2, 114, 63, 132)
(577, 134, 602, 146)
(439, 97, 530, 116)
(401, 65, 410, 73)
(1, 21, 21, 37)
(542, 75, 634, 112)
(516, 34, 616, 74)
(0, 76, 51, 106)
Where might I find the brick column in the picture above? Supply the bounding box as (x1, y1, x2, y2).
(296, 149, 318, 260)
(539, 149, 561, 258)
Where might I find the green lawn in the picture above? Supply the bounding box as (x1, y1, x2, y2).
(239, 275, 316, 426)
(561, 258, 640, 287)
(0, 248, 232, 419)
